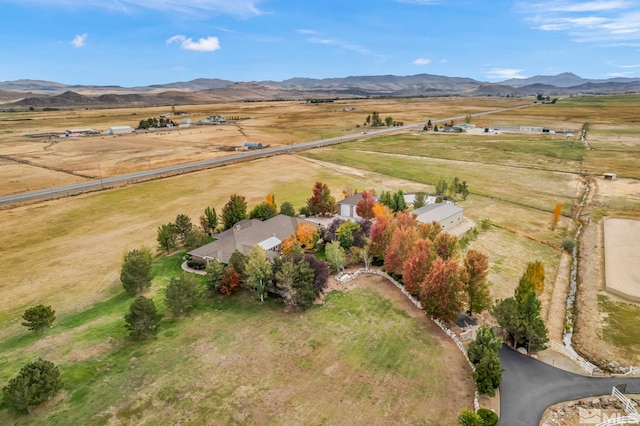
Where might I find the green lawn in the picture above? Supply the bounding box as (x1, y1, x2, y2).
(599, 295, 640, 363)
(0, 254, 472, 425)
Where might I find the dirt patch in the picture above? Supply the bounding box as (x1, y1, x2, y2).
(603, 218, 640, 301)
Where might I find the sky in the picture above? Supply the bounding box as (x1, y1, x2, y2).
(1, 0, 639, 86)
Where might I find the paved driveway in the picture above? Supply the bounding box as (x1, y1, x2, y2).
(498, 345, 640, 425)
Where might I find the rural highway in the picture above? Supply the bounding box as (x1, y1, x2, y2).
(0, 103, 537, 208)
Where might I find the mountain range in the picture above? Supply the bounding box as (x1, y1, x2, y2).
(1, 72, 639, 108)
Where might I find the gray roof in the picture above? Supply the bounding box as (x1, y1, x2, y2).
(338, 192, 379, 207)
(411, 202, 463, 224)
(188, 214, 308, 264)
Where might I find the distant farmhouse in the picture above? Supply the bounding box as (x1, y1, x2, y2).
(60, 128, 98, 137)
(199, 115, 226, 125)
(411, 203, 464, 232)
(104, 126, 134, 135)
(242, 142, 264, 150)
(188, 214, 315, 265)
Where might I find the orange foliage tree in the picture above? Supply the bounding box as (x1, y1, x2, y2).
(219, 266, 241, 296)
(384, 226, 418, 275)
(402, 238, 434, 295)
(295, 222, 319, 249)
(461, 250, 492, 315)
(419, 257, 463, 321)
(552, 203, 562, 230)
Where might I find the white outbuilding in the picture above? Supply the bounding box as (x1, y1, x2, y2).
(105, 126, 134, 135)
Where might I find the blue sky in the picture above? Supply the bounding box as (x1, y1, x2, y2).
(1, 0, 639, 86)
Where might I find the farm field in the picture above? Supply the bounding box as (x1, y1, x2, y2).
(0, 96, 528, 196)
(2, 94, 640, 421)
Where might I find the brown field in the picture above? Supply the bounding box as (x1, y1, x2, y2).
(0, 97, 528, 196)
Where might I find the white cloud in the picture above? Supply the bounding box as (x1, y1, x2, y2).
(413, 58, 431, 65)
(167, 35, 221, 52)
(522, 1, 640, 44)
(15, 0, 262, 17)
(546, 1, 633, 12)
(72, 33, 87, 47)
(297, 29, 317, 35)
(486, 68, 528, 80)
(307, 37, 374, 56)
(440, 58, 448, 63)
(606, 71, 635, 77)
(619, 63, 640, 68)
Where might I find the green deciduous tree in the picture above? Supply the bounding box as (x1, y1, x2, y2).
(2, 358, 62, 414)
(467, 325, 503, 397)
(165, 273, 202, 316)
(124, 296, 162, 340)
(336, 220, 362, 249)
(462, 249, 492, 315)
(228, 250, 248, 281)
(245, 246, 272, 302)
(325, 240, 346, 271)
(157, 223, 177, 254)
(249, 201, 278, 221)
(202, 206, 218, 235)
(120, 248, 153, 294)
(174, 214, 193, 245)
(21, 305, 56, 335)
(222, 194, 248, 230)
(205, 259, 225, 293)
(493, 272, 548, 352)
(279, 201, 296, 217)
(413, 191, 427, 209)
(458, 409, 483, 426)
(435, 179, 448, 196)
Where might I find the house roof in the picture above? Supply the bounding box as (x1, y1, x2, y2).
(188, 214, 308, 264)
(338, 193, 364, 207)
(412, 202, 463, 224)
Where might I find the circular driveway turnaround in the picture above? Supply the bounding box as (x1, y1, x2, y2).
(498, 346, 640, 425)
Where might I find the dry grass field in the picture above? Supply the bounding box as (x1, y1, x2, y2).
(0, 97, 527, 196)
(2, 94, 640, 421)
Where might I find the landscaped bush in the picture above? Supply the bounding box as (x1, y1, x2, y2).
(186, 259, 206, 270)
(477, 408, 499, 426)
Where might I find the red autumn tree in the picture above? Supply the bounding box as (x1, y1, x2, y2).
(384, 225, 418, 275)
(306, 181, 337, 216)
(461, 249, 492, 315)
(402, 238, 434, 295)
(356, 190, 376, 220)
(219, 266, 241, 296)
(433, 232, 459, 260)
(420, 257, 463, 321)
(395, 210, 416, 229)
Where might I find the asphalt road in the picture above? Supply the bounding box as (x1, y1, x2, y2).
(498, 345, 640, 425)
(0, 103, 537, 208)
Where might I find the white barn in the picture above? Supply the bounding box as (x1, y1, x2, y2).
(105, 126, 134, 135)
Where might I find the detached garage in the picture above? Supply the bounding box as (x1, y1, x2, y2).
(412, 203, 463, 232)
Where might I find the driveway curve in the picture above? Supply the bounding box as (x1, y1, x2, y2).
(498, 345, 640, 425)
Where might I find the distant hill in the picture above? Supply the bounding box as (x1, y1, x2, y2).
(2, 72, 639, 109)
